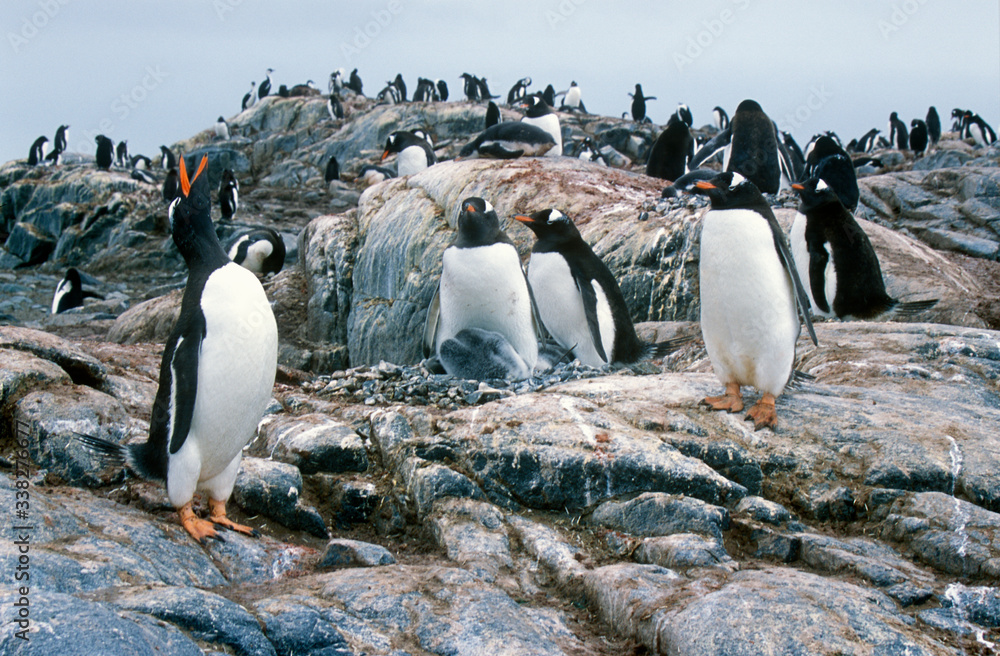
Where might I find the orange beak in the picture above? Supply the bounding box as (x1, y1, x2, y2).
(513, 214, 534, 224)
(694, 180, 716, 190)
(465, 203, 477, 212)
(178, 155, 208, 197)
(791, 183, 805, 190)
(380, 150, 390, 162)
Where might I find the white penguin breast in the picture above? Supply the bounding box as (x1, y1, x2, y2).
(438, 243, 538, 368)
(522, 114, 562, 156)
(397, 145, 429, 176)
(51, 279, 71, 314)
(789, 214, 835, 318)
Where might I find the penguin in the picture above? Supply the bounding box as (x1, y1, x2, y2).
(514, 209, 693, 367)
(376, 83, 401, 105)
(131, 154, 153, 170)
(790, 177, 938, 320)
(560, 81, 584, 112)
(288, 80, 320, 97)
(131, 168, 157, 185)
(324, 155, 340, 183)
(277, 84, 290, 98)
(629, 84, 656, 123)
(219, 169, 239, 221)
(163, 167, 180, 203)
(27, 136, 48, 166)
(852, 156, 884, 176)
(660, 169, 721, 198)
(347, 68, 363, 95)
(391, 73, 407, 102)
(115, 141, 129, 168)
(802, 135, 859, 212)
(686, 171, 817, 429)
(485, 101, 501, 129)
(963, 111, 997, 147)
(713, 106, 730, 132)
(926, 107, 941, 147)
(381, 130, 436, 176)
(160, 145, 177, 171)
(413, 78, 437, 102)
(258, 68, 274, 99)
(76, 155, 278, 545)
(646, 106, 694, 181)
(519, 95, 562, 156)
(781, 131, 806, 182)
(690, 99, 794, 194)
(53, 124, 69, 154)
(437, 328, 532, 381)
(541, 84, 556, 108)
(329, 69, 345, 94)
(214, 116, 230, 140)
(909, 119, 929, 156)
(424, 197, 539, 378)
(227, 228, 285, 277)
(888, 112, 909, 150)
(855, 128, 880, 153)
(507, 77, 532, 105)
(436, 79, 449, 101)
(460, 73, 481, 101)
(327, 93, 344, 121)
(459, 122, 556, 159)
(95, 135, 114, 171)
(51, 268, 104, 314)
(358, 164, 395, 186)
(575, 137, 607, 166)
(242, 82, 256, 111)
(951, 108, 966, 133)
(476, 77, 499, 101)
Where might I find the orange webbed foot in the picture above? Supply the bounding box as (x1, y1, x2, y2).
(745, 393, 778, 430)
(702, 383, 743, 413)
(209, 498, 260, 538)
(179, 502, 224, 545)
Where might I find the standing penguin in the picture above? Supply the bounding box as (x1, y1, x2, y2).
(45, 125, 69, 164)
(520, 95, 562, 156)
(514, 208, 692, 367)
(258, 68, 274, 99)
(802, 135, 859, 212)
(214, 116, 230, 140)
(51, 268, 104, 314)
(888, 112, 909, 150)
(790, 177, 938, 320)
(163, 167, 180, 203)
(926, 107, 941, 147)
(687, 171, 817, 429)
(77, 155, 278, 544)
(242, 82, 257, 111)
(327, 93, 344, 120)
(391, 73, 407, 102)
(95, 135, 114, 171)
(459, 73, 481, 101)
(909, 119, 929, 156)
(629, 84, 656, 123)
(712, 106, 730, 131)
(424, 198, 539, 379)
(324, 155, 340, 183)
(485, 101, 501, 128)
(27, 136, 49, 166)
(962, 111, 998, 147)
(218, 168, 239, 221)
(507, 77, 532, 105)
(115, 141, 129, 168)
(227, 228, 285, 277)
(646, 105, 694, 181)
(436, 79, 449, 101)
(347, 68, 364, 95)
(381, 130, 436, 176)
(560, 81, 584, 112)
(160, 145, 177, 170)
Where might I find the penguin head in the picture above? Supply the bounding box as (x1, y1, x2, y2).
(791, 177, 842, 213)
(514, 209, 581, 245)
(910, 119, 926, 129)
(64, 267, 82, 287)
(169, 155, 220, 265)
(687, 171, 763, 208)
(519, 94, 552, 116)
(455, 198, 502, 247)
(734, 99, 764, 116)
(676, 104, 693, 127)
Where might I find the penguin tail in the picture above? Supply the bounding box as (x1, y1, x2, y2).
(785, 369, 816, 391)
(892, 298, 939, 317)
(642, 334, 697, 360)
(74, 432, 161, 481)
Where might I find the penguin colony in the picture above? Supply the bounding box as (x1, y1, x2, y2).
(21, 65, 982, 545)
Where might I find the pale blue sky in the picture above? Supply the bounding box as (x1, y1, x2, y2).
(2, 1, 998, 164)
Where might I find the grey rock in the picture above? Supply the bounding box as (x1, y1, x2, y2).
(430, 498, 513, 581)
(257, 413, 369, 474)
(589, 492, 730, 539)
(796, 533, 935, 591)
(912, 149, 974, 170)
(735, 495, 792, 525)
(917, 607, 981, 636)
(318, 538, 396, 569)
(795, 484, 857, 522)
(915, 226, 999, 259)
(941, 584, 1000, 628)
(0, 347, 71, 407)
(634, 533, 737, 571)
(107, 289, 182, 344)
(233, 457, 329, 538)
(254, 600, 357, 656)
(506, 515, 588, 590)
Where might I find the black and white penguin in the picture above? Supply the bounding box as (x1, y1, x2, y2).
(242, 82, 256, 111)
(951, 108, 967, 132)
(375, 82, 401, 105)
(258, 68, 274, 99)
(27, 136, 49, 166)
(560, 81, 584, 112)
(790, 177, 938, 321)
(228, 228, 285, 277)
(413, 77, 437, 102)
(391, 73, 407, 102)
(77, 155, 278, 544)
(712, 106, 730, 132)
(687, 171, 817, 429)
(131, 154, 153, 170)
(852, 156, 884, 176)
(926, 107, 941, 147)
(131, 168, 157, 185)
(520, 95, 562, 156)
(459, 122, 556, 159)
(507, 77, 532, 106)
(347, 68, 363, 95)
(53, 124, 69, 154)
(163, 167, 180, 203)
(541, 84, 556, 108)
(781, 131, 806, 182)
(437, 328, 533, 381)
(460, 73, 481, 101)
(51, 268, 103, 314)
(436, 79, 449, 101)
(329, 69, 345, 94)
(95, 135, 114, 171)
(424, 197, 540, 378)
(888, 112, 909, 150)
(324, 155, 340, 183)
(629, 84, 656, 123)
(115, 140, 129, 168)
(575, 137, 607, 166)
(690, 99, 793, 194)
(962, 111, 997, 147)
(327, 93, 344, 121)
(218, 169, 238, 221)
(358, 164, 395, 186)
(514, 209, 692, 367)
(160, 145, 177, 171)
(646, 106, 694, 181)
(660, 169, 721, 198)
(214, 116, 230, 140)
(381, 130, 436, 176)
(909, 119, 929, 156)
(485, 101, 501, 129)
(802, 135, 859, 212)
(476, 77, 499, 101)
(855, 128, 880, 153)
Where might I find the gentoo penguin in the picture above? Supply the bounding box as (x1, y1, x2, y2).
(646, 106, 694, 181)
(424, 198, 539, 378)
(790, 177, 937, 320)
(514, 209, 692, 367)
(131, 168, 157, 185)
(802, 135, 859, 212)
(228, 228, 285, 277)
(242, 82, 257, 111)
(855, 128, 880, 153)
(131, 154, 153, 170)
(781, 132, 806, 182)
(329, 69, 345, 94)
(459, 122, 556, 159)
(852, 156, 884, 176)
(560, 81, 585, 112)
(53, 124, 69, 154)
(163, 167, 180, 203)
(376, 82, 401, 105)
(27, 136, 48, 166)
(460, 73, 481, 101)
(888, 112, 909, 150)
(926, 107, 941, 147)
(909, 119, 929, 156)
(436, 79, 449, 101)
(629, 84, 656, 123)
(214, 116, 230, 140)
(660, 169, 721, 198)
(542, 84, 556, 108)
(358, 164, 395, 186)
(575, 137, 607, 166)
(324, 155, 340, 183)
(115, 140, 129, 168)
(476, 77, 499, 101)
(713, 106, 730, 131)
(77, 155, 278, 544)
(160, 145, 177, 170)
(437, 328, 533, 380)
(258, 68, 274, 99)
(381, 131, 436, 176)
(219, 169, 239, 221)
(962, 111, 997, 147)
(485, 101, 501, 128)
(413, 77, 437, 102)
(391, 73, 407, 102)
(951, 108, 966, 132)
(95, 135, 114, 171)
(327, 93, 344, 120)
(51, 268, 103, 314)
(520, 95, 562, 156)
(347, 68, 363, 95)
(687, 171, 817, 429)
(691, 99, 793, 194)
(507, 77, 532, 106)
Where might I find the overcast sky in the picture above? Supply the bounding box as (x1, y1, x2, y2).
(2, 1, 998, 164)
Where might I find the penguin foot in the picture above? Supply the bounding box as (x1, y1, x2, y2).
(209, 498, 261, 538)
(178, 503, 225, 545)
(702, 383, 743, 413)
(745, 394, 778, 430)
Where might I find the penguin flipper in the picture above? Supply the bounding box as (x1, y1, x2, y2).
(423, 289, 441, 358)
(82, 290, 105, 301)
(767, 217, 819, 346)
(690, 127, 731, 169)
(149, 315, 205, 457)
(807, 245, 831, 315)
(575, 275, 609, 365)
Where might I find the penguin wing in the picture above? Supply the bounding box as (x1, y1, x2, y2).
(149, 315, 205, 456)
(767, 217, 819, 346)
(570, 269, 609, 364)
(423, 288, 441, 357)
(773, 124, 796, 186)
(806, 240, 832, 315)
(690, 127, 731, 168)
